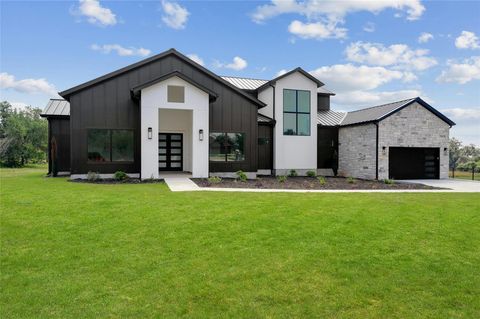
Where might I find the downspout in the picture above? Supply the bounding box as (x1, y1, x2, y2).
(375, 122, 379, 180)
(271, 84, 276, 175)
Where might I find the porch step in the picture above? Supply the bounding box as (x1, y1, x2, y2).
(164, 177, 200, 192)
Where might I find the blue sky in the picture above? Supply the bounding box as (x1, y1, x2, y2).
(1, 0, 479, 144)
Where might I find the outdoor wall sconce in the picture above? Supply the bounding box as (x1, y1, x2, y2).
(382, 146, 387, 155)
(199, 129, 204, 141)
(444, 147, 448, 155)
(148, 127, 152, 139)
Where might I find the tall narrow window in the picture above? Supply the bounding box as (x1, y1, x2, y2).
(283, 89, 311, 136)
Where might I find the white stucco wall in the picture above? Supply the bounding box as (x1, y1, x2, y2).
(263, 71, 318, 174)
(378, 102, 450, 179)
(140, 76, 209, 179)
(258, 86, 274, 118)
(158, 109, 193, 172)
(338, 124, 377, 179)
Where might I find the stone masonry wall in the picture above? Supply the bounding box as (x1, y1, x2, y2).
(378, 102, 450, 179)
(338, 123, 377, 179)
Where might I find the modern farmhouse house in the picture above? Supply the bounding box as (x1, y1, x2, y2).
(41, 48, 455, 180)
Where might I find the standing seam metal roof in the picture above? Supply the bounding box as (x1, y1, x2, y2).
(221, 76, 268, 90)
(317, 110, 347, 126)
(41, 99, 70, 117)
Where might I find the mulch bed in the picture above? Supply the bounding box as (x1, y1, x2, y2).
(193, 176, 444, 190)
(70, 178, 163, 184)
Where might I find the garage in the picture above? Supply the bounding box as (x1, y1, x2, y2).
(389, 147, 440, 179)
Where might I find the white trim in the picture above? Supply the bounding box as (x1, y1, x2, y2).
(70, 173, 140, 180)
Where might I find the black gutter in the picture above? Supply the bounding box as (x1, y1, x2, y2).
(375, 122, 379, 180)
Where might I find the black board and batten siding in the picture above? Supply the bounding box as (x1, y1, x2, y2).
(48, 118, 70, 173)
(67, 54, 259, 174)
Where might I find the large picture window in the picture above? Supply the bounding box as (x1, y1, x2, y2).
(209, 133, 245, 162)
(87, 129, 134, 162)
(283, 89, 311, 136)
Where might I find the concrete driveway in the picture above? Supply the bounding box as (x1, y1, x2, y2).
(401, 179, 480, 192)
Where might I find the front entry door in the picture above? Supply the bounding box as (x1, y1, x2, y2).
(159, 133, 183, 171)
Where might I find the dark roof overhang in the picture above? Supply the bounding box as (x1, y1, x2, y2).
(257, 67, 324, 92)
(58, 48, 266, 108)
(130, 71, 218, 102)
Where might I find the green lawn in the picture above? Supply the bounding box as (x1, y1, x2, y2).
(1, 167, 479, 318)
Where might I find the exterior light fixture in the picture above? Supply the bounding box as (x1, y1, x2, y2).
(148, 127, 152, 139)
(444, 147, 448, 155)
(199, 129, 204, 141)
(382, 146, 387, 155)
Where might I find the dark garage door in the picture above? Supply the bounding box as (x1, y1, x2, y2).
(389, 147, 440, 179)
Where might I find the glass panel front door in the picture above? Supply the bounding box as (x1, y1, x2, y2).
(158, 133, 183, 171)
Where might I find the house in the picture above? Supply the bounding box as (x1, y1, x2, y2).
(41, 48, 455, 180)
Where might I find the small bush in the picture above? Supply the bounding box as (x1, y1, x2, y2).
(317, 176, 326, 185)
(277, 175, 287, 183)
(87, 171, 100, 182)
(114, 171, 128, 181)
(208, 176, 222, 184)
(289, 169, 298, 177)
(384, 179, 395, 185)
(306, 170, 316, 178)
(236, 170, 248, 182)
(347, 177, 356, 184)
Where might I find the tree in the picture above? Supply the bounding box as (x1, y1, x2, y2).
(449, 138, 462, 177)
(0, 101, 48, 167)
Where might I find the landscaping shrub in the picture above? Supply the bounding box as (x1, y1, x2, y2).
(384, 179, 395, 185)
(289, 169, 298, 177)
(114, 171, 128, 181)
(277, 175, 287, 183)
(306, 170, 316, 178)
(87, 171, 100, 182)
(347, 177, 356, 184)
(235, 170, 248, 182)
(208, 176, 222, 184)
(317, 176, 326, 185)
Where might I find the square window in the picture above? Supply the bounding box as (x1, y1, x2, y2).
(167, 85, 185, 103)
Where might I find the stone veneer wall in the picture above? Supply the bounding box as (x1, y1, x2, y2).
(378, 102, 450, 179)
(338, 123, 377, 179)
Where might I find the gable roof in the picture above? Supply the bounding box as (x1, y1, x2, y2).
(131, 71, 218, 101)
(40, 99, 70, 118)
(221, 76, 268, 90)
(58, 48, 266, 108)
(341, 97, 455, 127)
(257, 67, 324, 92)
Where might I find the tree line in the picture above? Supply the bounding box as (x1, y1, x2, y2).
(449, 137, 480, 175)
(0, 101, 47, 167)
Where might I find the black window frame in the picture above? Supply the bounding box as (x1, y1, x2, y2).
(209, 132, 246, 163)
(87, 128, 134, 163)
(283, 89, 311, 136)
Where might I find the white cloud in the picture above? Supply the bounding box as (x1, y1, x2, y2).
(288, 20, 347, 40)
(436, 56, 480, 84)
(10, 102, 30, 111)
(345, 41, 437, 71)
(214, 56, 248, 71)
(91, 44, 151, 57)
(161, 0, 189, 29)
(310, 64, 409, 92)
(442, 108, 480, 120)
(333, 89, 422, 107)
(77, 0, 117, 26)
(363, 22, 375, 33)
(252, 0, 424, 40)
(418, 32, 433, 43)
(252, 0, 425, 23)
(455, 31, 480, 50)
(186, 54, 204, 66)
(0, 72, 58, 96)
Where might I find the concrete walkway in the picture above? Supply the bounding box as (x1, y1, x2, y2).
(163, 177, 480, 193)
(400, 179, 480, 192)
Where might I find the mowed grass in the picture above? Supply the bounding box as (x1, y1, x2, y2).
(449, 170, 480, 181)
(1, 167, 479, 318)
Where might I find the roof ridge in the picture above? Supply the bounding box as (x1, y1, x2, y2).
(347, 97, 417, 114)
(221, 75, 268, 81)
